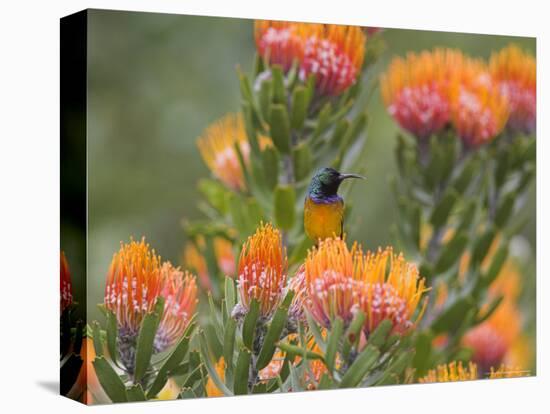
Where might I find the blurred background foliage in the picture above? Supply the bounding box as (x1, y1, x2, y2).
(75, 10, 535, 325)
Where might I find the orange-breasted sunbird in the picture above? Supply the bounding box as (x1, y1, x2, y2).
(304, 167, 365, 241)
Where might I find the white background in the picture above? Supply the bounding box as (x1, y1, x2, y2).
(0, 0, 548, 412)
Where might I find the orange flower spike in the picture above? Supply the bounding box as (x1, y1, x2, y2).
(237, 223, 288, 318)
(490, 44, 536, 134)
(60, 251, 74, 313)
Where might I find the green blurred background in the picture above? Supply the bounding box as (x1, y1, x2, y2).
(81, 9, 535, 323)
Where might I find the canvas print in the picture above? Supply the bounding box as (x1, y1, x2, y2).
(60, 9, 536, 404)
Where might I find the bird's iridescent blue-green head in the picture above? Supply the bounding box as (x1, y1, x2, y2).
(307, 167, 365, 202)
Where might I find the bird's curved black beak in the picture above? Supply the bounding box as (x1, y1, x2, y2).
(339, 173, 366, 181)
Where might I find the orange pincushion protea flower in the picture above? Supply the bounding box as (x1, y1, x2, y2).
(197, 113, 250, 192)
(300, 25, 366, 96)
(104, 238, 198, 371)
(255, 21, 317, 72)
(60, 251, 73, 313)
(490, 44, 536, 134)
(255, 21, 366, 96)
(418, 361, 478, 383)
(236, 223, 288, 318)
(380, 49, 463, 139)
(304, 238, 428, 336)
(462, 300, 521, 374)
(448, 56, 509, 147)
(155, 263, 198, 352)
(104, 238, 163, 333)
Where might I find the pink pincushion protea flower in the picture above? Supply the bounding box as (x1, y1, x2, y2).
(197, 113, 271, 192)
(462, 300, 521, 374)
(449, 80, 509, 147)
(300, 25, 366, 96)
(155, 262, 198, 352)
(104, 238, 198, 373)
(60, 251, 73, 313)
(388, 84, 450, 140)
(490, 45, 536, 135)
(235, 223, 288, 319)
(380, 49, 465, 139)
(255, 21, 313, 72)
(255, 21, 366, 96)
(304, 238, 428, 336)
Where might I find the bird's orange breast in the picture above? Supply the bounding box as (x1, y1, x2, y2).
(304, 196, 345, 241)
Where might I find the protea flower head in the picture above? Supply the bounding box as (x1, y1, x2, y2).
(380, 49, 464, 139)
(255, 21, 315, 72)
(255, 21, 366, 96)
(60, 251, 74, 313)
(287, 265, 307, 323)
(304, 238, 428, 337)
(449, 57, 509, 147)
(462, 300, 521, 374)
(300, 24, 366, 96)
(234, 223, 288, 319)
(155, 262, 198, 352)
(490, 44, 536, 134)
(104, 238, 198, 373)
(197, 113, 251, 192)
(418, 361, 478, 383)
(197, 114, 272, 192)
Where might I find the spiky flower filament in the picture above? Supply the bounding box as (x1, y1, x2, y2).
(490, 44, 536, 134)
(236, 223, 288, 318)
(155, 263, 198, 352)
(418, 361, 478, 383)
(60, 251, 73, 313)
(305, 238, 428, 335)
(255, 21, 366, 96)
